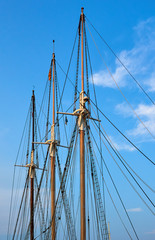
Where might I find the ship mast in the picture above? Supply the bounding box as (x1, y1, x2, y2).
(80, 7, 86, 240)
(30, 90, 35, 240)
(51, 40, 56, 240)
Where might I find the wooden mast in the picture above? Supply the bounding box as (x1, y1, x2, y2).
(30, 90, 35, 240)
(80, 7, 86, 240)
(51, 40, 56, 240)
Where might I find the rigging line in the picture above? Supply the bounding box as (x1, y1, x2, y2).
(74, 23, 81, 112)
(35, 122, 78, 239)
(90, 98, 155, 165)
(54, 63, 61, 143)
(88, 129, 140, 240)
(91, 137, 133, 240)
(75, 195, 80, 229)
(36, 78, 49, 125)
(85, 16, 155, 106)
(7, 104, 31, 239)
(85, 24, 107, 234)
(56, 69, 69, 146)
(12, 173, 29, 239)
(36, 98, 51, 127)
(33, 97, 79, 148)
(86, 144, 90, 239)
(19, 180, 29, 239)
(34, 178, 67, 240)
(92, 119, 155, 208)
(55, 126, 78, 233)
(87, 145, 101, 238)
(86, 150, 98, 240)
(91, 121, 155, 215)
(56, 58, 94, 112)
(34, 106, 39, 167)
(67, 131, 78, 225)
(34, 174, 46, 229)
(84, 19, 90, 105)
(44, 159, 50, 231)
(61, 220, 67, 240)
(27, 148, 50, 240)
(56, 60, 80, 94)
(26, 103, 32, 165)
(86, 22, 155, 140)
(46, 64, 52, 141)
(93, 150, 133, 240)
(57, 28, 78, 111)
(35, 110, 46, 163)
(90, 102, 155, 193)
(85, 22, 106, 213)
(55, 148, 77, 240)
(86, 121, 109, 239)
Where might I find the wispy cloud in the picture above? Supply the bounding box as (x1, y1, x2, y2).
(92, 66, 127, 88)
(92, 17, 155, 91)
(109, 135, 135, 152)
(116, 102, 155, 138)
(145, 72, 155, 92)
(127, 207, 143, 212)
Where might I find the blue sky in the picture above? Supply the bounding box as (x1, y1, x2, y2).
(0, 0, 155, 239)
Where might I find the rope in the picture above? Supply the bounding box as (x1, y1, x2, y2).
(91, 120, 154, 215)
(88, 127, 140, 240)
(92, 120, 155, 208)
(90, 98, 155, 165)
(58, 28, 78, 111)
(85, 16, 155, 106)
(86, 22, 155, 140)
(56, 48, 154, 166)
(90, 102, 155, 193)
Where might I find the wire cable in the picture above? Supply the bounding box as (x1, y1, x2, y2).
(92, 120, 155, 208)
(86, 124, 140, 240)
(90, 102, 155, 193)
(90, 98, 155, 165)
(58, 28, 78, 111)
(91, 120, 154, 215)
(86, 21, 155, 140)
(85, 16, 155, 106)
(56, 54, 154, 166)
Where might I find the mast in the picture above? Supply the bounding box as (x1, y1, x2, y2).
(51, 40, 56, 240)
(30, 90, 35, 240)
(80, 7, 86, 240)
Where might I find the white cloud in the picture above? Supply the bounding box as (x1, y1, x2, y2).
(92, 17, 155, 92)
(115, 102, 155, 138)
(128, 104, 155, 137)
(109, 135, 135, 152)
(92, 66, 127, 88)
(115, 102, 133, 118)
(145, 72, 155, 92)
(127, 207, 143, 212)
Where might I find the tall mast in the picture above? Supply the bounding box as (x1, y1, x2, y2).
(51, 40, 56, 240)
(80, 7, 86, 240)
(30, 90, 35, 240)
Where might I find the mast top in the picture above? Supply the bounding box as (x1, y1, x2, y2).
(81, 7, 84, 14)
(53, 40, 55, 58)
